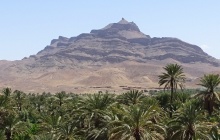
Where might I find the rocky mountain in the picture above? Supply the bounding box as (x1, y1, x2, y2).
(0, 18, 220, 93)
(26, 18, 219, 67)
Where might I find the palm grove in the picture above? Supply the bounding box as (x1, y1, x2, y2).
(0, 64, 220, 140)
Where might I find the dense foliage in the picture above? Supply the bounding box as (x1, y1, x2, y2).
(0, 64, 219, 140)
(0, 89, 219, 140)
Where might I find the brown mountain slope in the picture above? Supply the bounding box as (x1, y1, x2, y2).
(0, 18, 220, 93)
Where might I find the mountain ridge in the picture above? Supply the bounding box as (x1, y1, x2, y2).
(0, 18, 220, 93)
(34, 22, 219, 67)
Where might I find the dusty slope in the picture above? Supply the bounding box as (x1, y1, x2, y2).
(0, 59, 219, 93)
(0, 19, 220, 93)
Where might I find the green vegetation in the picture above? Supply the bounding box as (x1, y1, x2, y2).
(0, 64, 220, 140)
(158, 63, 185, 118)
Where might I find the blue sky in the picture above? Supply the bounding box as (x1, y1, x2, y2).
(0, 1, 220, 60)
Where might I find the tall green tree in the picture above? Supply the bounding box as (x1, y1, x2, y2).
(0, 87, 11, 107)
(77, 93, 114, 139)
(168, 100, 210, 140)
(109, 104, 165, 140)
(158, 63, 185, 117)
(197, 74, 220, 115)
(57, 120, 78, 140)
(2, 111, 27, 140)
(117, 90, 145, 105)
(13, 90, 25, 111)
(55, 91, 66, 107)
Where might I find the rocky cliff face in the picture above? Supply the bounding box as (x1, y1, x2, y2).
(1, 18, 220, 93)
(31, 18, 219, 68)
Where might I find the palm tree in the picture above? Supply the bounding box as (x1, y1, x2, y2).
(40, 113, 61, 134)
(109, 104, 166, 140)
(55, 91, 66, 107)
(13, 90, 25, 111)
(156, 91, 171, 112)
(21, 120, 41, 139)
(168, 100, 210, 140)
(3, 111, 28, 140)
(158, 63, 185, 118)
(79, 93, 114, 128)
(2, 87, 11, 97)
(57, 120, 78, 140)
(117, 90, 145, 105)
(76, 93, 114, 140)
(0, 95, 6, 107)
(197, 74, 220, 115)
(0, 87, 11, 107)
(29, 94, 46, 113)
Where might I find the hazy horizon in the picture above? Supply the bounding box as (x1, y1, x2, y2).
(1, 1, 220, 60)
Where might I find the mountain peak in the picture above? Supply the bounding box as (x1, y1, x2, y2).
(90, 19, 143, 39)
(1, 19, 220, 93)
(118, 18, 129, 24)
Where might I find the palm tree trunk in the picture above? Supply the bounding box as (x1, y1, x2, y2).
(208, 99, 214, 116)
(134, 128, 141, 140)
(19, 103, 22, 111)
(94, 116, 100, 128)
(205, 94, 214, 116)
(59, 99, 62, 106)
(5, 129, 11, 140)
